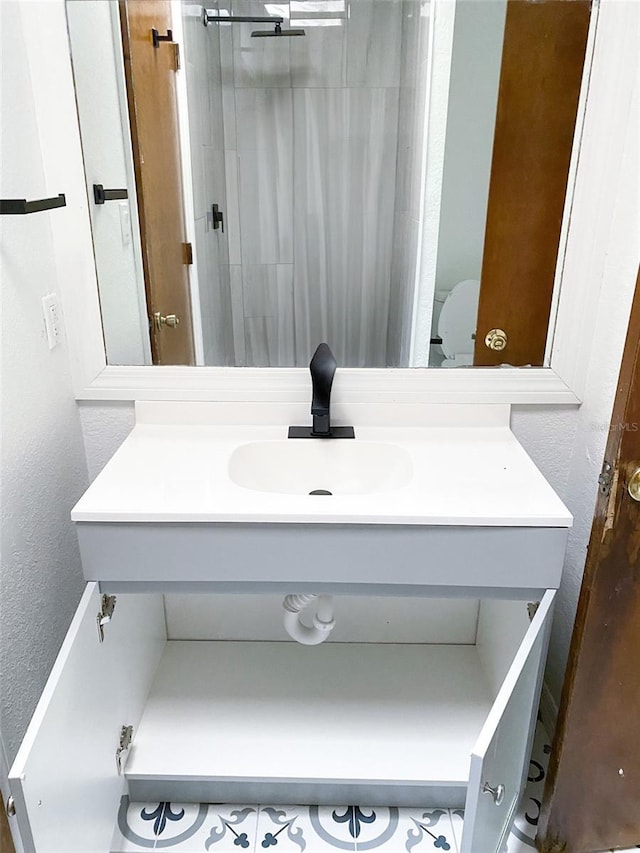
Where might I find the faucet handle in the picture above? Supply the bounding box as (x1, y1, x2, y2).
(310, 343, 336, 414)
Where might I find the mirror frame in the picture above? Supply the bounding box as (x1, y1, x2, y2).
(44, 0, 624, 407)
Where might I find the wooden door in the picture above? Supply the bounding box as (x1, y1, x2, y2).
(1, 793, 16, 853)
(537, 267, 640, 852)
(119, 0, 195, 365)
(474, 0, 591, 367)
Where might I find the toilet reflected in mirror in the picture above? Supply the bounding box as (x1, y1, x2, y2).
(431, 280, 481, 369)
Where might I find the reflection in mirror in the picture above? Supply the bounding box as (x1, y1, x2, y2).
(66, 0, 591, 369)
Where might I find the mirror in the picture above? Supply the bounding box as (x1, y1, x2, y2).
(66, 0, 592, 369)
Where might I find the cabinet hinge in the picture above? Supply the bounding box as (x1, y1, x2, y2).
(527, 601, 540, 622)
(116, 724, 134, 775)
(97, 594, 117, 643)
(172, 42, 181, 71)
(598, 460, 614, 496)
(182, 241, 193, 265)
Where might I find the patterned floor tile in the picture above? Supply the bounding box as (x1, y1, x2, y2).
(112, 721, 604, 853)
(508, 721, 552, 850)
(448, 810, 463, 853)
(395, 808, 456, 852)
(255, 806, 310, 852)
(112, 798, 213, 850)
(198, 804, 260, 852)
(111, 798, 164, 851)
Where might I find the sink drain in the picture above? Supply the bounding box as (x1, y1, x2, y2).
(309, 489, 332, 495)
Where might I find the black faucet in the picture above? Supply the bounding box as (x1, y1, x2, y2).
(310, 342, 336, 435)
(288, 343, 355, 439)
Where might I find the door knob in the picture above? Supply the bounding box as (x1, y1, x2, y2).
(485, 329, 508, 352)
(154, 312, 180, 330)
(628, 466, 640, 502)
(482, 781, 505, 805)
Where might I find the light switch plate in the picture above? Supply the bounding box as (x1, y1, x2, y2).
(42, 293, 61, 349)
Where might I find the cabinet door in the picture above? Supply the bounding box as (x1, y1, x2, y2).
(461, 590, 555, 853)
(9, 584, 165, 853)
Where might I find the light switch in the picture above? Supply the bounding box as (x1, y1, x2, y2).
(41, 293, 61, 349)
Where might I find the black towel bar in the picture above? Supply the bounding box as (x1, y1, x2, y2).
(0, 194, 66, 215)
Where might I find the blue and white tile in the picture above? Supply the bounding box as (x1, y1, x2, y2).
(201, 804, 260, 852)
(397, 808, 456, 852)
(507, 723, 551, 849)
(305, 804, 360, 851)
(111, 798, 211, 851)
(254, 805, 316, 852)
(448, 808, 464, 853)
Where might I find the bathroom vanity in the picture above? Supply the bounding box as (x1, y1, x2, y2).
(9, 403, 572, 853)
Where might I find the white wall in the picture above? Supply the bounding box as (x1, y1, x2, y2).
(434, 0, 506, 294)
(65, 0, 151, 366)
(0, 0, 89, 785)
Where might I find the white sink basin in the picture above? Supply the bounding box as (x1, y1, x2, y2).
(228, 440, 413, 495)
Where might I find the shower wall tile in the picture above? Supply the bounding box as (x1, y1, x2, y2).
(292, 87, 399, 367)
(196, 214, 237, 365)
(221, 86, 238, 149)
(216, 259, 236, 365)
(243, 263, 295, 365)
(236, 88, 293, 265)
(229, 264, 246, 364)
(231, 0, 292, 88)
(400, 0, 421, 90)
(388, 212, 419, 366)
(394, 83, 418, 217)
(203, 146, 228, 261)
(190, 144, 207, 222)
(290, 22, 347, 88)
(193, 216, 218, 365)
(224, 150, 242, 265)
(346, 0, 403, 88)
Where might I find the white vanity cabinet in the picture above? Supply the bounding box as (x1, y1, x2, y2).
(9, 404, 572, 853)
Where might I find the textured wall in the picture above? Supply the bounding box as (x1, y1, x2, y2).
(0, 2, 89, 767)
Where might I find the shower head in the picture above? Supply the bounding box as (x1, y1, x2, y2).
(251, 21, 306, 37)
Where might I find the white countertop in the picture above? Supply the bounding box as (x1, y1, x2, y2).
(71, 412, 572, 527)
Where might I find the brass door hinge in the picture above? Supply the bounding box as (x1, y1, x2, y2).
(151, 28, 180, 70)
(182, 242, 193, 265)
(598, 460, 613, 496)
